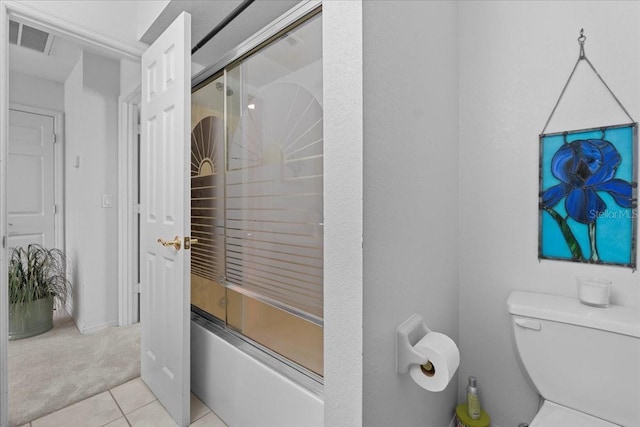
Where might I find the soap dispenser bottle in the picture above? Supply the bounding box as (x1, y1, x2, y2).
(467, 376, 481, 420)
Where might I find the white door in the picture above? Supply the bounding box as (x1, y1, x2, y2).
(7, 109, 55, 250)
(140, 12, 191, 427)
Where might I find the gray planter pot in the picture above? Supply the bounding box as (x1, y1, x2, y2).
(9, 297, 54, 340)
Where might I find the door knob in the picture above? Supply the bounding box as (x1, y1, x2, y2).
(157, 236, 181, 250)
(184, 237, 198, 250)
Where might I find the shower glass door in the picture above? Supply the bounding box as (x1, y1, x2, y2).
(190, 11, 323, 378)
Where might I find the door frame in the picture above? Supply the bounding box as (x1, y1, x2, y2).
(118, 88, 141, 327)
(0, 2, 143, 425)
(1, 3, 9, 425)
(8, 103, 65, 251)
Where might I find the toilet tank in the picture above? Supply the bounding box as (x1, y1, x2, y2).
(507, 291, 640, 427)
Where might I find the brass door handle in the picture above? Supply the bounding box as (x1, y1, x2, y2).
(157, 236, 181, 250)
(185, 237, 198, 250)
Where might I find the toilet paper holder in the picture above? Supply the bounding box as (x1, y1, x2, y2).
(396, 313, 430, 373)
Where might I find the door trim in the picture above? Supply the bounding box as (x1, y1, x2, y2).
(2, 0, 145, 60)
(1, 4, 9, 426)
(8, 103, 65, 252)
(118, 87, 141, 326)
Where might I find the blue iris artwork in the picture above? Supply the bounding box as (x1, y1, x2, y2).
(539, 124, 637, 268)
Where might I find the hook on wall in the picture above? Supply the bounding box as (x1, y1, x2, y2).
(578, 28, 586, 59)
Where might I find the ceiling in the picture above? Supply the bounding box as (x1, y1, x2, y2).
(9, 0, 304, 85)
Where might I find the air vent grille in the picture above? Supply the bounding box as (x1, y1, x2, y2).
(9, 20, 53, 55)
(9, 20, 19, 44)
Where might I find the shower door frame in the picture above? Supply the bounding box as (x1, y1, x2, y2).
(190, 0, 324, 387)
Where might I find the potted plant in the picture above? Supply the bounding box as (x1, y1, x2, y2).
(8, 244, 71, 340)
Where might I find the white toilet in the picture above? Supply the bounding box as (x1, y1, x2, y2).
(507, 291, 640, 427)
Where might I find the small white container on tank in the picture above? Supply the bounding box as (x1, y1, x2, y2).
(576, 276, 612, 307)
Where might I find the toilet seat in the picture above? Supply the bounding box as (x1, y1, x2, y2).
(530, 401, 621, 427)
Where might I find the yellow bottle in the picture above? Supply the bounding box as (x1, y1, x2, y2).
(467, 376, 481, 420)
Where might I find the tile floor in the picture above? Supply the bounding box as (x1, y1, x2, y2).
(18, 377, 227, 427)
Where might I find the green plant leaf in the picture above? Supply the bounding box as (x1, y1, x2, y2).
(543, 207, 584, 260)
(8, 244, 71, 308)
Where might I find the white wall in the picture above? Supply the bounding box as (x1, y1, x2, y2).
(135, 0, 170, 41)
(120, 58, 141, 98)
(64, 51, 120, 334)
(64, 52, 83, 320)
(323, 2, 364, 425)
(458, 2, 640, 427)
(9, 71, 64, 112)
(362, 2, 459, 426)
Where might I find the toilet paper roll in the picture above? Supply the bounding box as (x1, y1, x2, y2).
(408, 332, 460, 392)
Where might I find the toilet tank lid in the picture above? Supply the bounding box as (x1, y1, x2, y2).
(507, 291, 640, 338)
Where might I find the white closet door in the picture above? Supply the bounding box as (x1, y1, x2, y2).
(7, 109, 55, 250)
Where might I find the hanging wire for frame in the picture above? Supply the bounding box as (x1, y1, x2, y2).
(540, 29, 635, 136)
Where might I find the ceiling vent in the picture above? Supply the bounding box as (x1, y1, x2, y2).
(9, 20, 54, 55)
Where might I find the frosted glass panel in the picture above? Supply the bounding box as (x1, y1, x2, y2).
(191, 75, 226, 321)
(225, 15, 323, 321)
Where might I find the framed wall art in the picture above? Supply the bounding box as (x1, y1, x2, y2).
(539, 123, 637, 267)
(538, 30, 637, 269)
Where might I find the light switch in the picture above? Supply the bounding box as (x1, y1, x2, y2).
(102, 194, 113, 208)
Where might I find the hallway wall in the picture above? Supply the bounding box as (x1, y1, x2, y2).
(9, 72, 64, 112)
(458, 2, 640, 426)
(64, 51, 120, 333)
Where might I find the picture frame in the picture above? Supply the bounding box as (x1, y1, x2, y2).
(539, 123, 637, 268)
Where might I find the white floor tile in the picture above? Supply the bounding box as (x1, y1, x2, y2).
(189, 412, 227, 427)
(126, 400, 178, 427)
(26, 375, 225, 427)
(31, 392, 122, 427)
(190, 393, 211, 423)
(103, 417, 130, 427)
(110, 378, 157, 414)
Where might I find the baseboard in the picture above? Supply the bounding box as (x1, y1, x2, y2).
(77, 319, 118, 335)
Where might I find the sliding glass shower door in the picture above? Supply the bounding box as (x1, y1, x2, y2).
(190, 11, 323, 378)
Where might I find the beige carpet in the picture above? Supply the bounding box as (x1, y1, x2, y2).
(8, 310, 140, 426)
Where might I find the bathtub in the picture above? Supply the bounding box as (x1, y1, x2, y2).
(191, 315, 324, 426)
